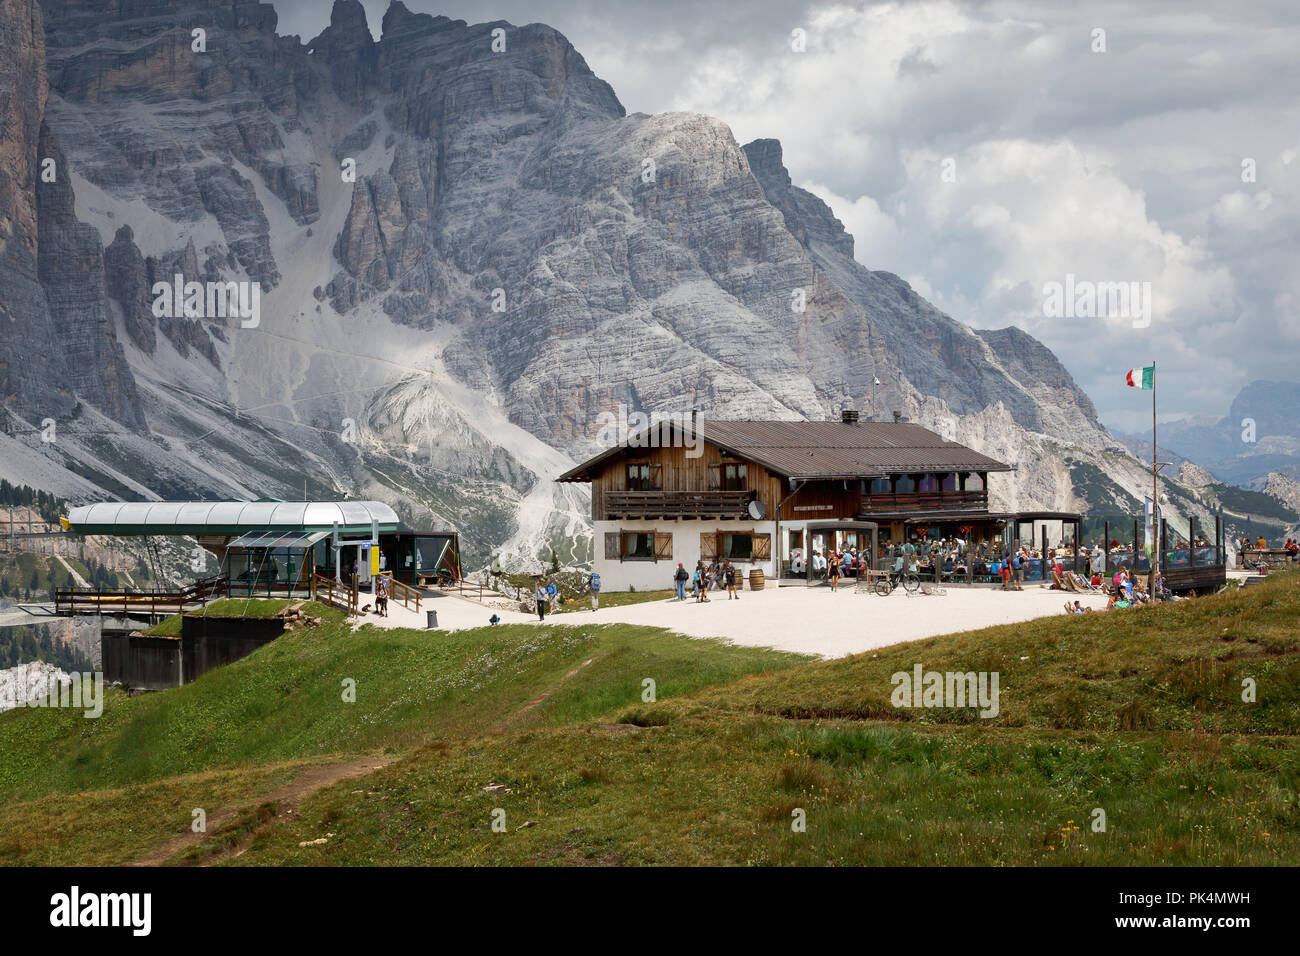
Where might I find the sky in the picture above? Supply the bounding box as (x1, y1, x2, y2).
(276, 0, 1300, 435)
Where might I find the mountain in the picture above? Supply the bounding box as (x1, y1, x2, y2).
(0, 0, 1229, 567)
(1147, 380, 1300, 485)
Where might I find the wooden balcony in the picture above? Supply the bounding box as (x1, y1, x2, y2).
(604, 489, 756, 519)
(857, 489, 988, 515)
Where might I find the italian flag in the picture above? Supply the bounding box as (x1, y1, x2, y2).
(1125, 365, 1154, 389)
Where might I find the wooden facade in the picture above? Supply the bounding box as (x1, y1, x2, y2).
(593, 442, 786, 521)
(588, 439, 992, 525)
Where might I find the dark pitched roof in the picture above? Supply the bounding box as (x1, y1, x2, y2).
(556, 419, 1012, 482)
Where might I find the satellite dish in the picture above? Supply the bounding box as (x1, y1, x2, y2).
(748, 500, 767, 520)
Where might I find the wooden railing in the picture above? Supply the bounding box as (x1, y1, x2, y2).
(311, 572, 359, 616)
(857, 489, 988, 514)
(376, 572, 421, 612)
(54, 575, 226, 617)
(605, 489, 756, 517)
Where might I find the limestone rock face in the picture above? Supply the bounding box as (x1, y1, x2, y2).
(0, 0, 1230, 567)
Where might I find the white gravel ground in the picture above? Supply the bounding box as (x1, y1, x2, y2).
(358, 581, 1112, 658)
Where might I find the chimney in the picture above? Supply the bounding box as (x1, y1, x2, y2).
(841, 409, 859, 424)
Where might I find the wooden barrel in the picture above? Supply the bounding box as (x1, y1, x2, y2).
(748, 568, 765, 591)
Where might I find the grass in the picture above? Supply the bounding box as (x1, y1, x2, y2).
(0, 759, 305, 866)
(2, 571, 1298, 865)
(227, 719, 1297, 867)
(0, 608, 805, 804)
(140, 597, 295, 636)
(553, 589, 676, 612)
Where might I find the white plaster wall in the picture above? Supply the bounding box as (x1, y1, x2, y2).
(594, 519, 777, 591)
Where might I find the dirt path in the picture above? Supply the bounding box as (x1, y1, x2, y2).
(491, 657, 597, 733)
(130, 655, 599, 865)
(128, 755, 394, 867)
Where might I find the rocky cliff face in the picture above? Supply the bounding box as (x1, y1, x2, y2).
(0, 0, 1228, 566)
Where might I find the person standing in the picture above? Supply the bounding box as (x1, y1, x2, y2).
(724, 560, 738, 600)
(674, 562, 688, 601)
(589, 570, 601, 611)
(546, 578, 559, 609)
(533, 578, 548, 621)
(1012, 550, 1025, 591)
(828, 552, 840, 591)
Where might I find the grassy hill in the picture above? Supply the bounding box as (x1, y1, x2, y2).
(1, 574, 1298, 866)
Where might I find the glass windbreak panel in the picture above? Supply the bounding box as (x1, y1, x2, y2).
(894, 475, 916, 493)
(918, 474, 940, 493)
(415, 536, 451, 573)
(869, 478, 891, 494)
(624, 532, 655, 559)
(941, 473, 958, 492)
(966, 472, 984, 491)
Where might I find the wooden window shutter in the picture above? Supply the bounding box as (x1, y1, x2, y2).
(752, 533, 772, 560)
(655, 532, 673, 561)
(605, 532, 622, 561)
(699, 533, 716, 560)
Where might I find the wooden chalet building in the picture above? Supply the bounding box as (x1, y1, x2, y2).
(557, 412, 1074, 591)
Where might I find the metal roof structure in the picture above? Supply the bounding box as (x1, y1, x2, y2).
(63, 500, 401, 537)
(226, 529, 332, 550)
(557, 419, 1012, 482)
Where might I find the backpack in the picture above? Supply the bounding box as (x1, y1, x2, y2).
(675, 567, 688, 582)
(1012, 555, 1022, 570)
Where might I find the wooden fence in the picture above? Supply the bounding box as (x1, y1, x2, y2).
(310, 572, 359, 615)
(54, 575, 226, 618)
(376, 572, 421, 612)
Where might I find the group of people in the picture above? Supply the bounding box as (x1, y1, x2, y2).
(531, 572, 604, 620)
(1062, 565, 1170, 614)
(673, 559, 742, 602)
(531, 575, 562, 620)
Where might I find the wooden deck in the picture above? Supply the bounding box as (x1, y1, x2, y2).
(54, 575, 227, 617)
(1163, 565, 1227, 593)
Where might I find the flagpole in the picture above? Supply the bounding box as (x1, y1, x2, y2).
(1151, 361, 1158, 600)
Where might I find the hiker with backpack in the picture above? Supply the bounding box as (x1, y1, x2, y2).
(674, 562, 689, 601)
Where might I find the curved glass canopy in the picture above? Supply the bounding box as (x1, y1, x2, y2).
(64, 500, 401, 537)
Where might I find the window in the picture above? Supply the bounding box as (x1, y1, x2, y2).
(721, 533, 753, 560)
(626, 463, 660, 491)
(606, 530, 672, 561)
(711, 532, 771, 561)
(625, 532, 656, 559)
(721, 463, 747, 491)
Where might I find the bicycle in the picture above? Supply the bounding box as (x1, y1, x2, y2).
(874, 571, 920, 596)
